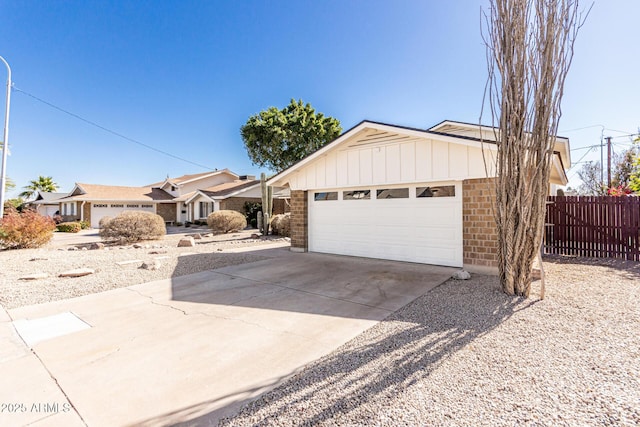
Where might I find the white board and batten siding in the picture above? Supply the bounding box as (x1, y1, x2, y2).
(285, 130, 494, 191)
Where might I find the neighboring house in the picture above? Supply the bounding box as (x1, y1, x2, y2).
(57, 169, 289, 228)
(268, 120, 570, 274)
(28, 191, 66, 217)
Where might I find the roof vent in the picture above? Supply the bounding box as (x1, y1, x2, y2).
(238, 175, 255, 180)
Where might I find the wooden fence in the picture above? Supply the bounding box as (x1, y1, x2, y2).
(544, 196, 640, 261)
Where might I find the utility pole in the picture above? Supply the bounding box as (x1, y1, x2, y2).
(606, 136, 612, 189)
(0, 56, 11, 218)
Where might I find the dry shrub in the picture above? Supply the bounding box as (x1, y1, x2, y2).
(57, 222, 82, 233)
(98, 216, 112, 229)
(99, 211, 166, 244)
(207, 210, 247, 233)
(0, 208, 56, 249)
(270, 213, 290, 237)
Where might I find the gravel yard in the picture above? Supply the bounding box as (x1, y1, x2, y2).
(221, 256, 640, 426)
(0, 229, 288, 309)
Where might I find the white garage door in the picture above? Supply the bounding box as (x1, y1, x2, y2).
(308, 183, 463, 267)
(91, 203, 156, 228)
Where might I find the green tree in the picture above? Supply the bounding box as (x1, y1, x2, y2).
(578, 145, 639, 195)
(19, 176, 59, 200)
(241, 99, 342, 172)
(5, 176, 15, 191)
(629, 135, 640, 192)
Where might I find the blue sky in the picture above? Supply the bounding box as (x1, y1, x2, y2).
(1, 0, 638, 197)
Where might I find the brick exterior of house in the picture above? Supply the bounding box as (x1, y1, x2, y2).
(462, 178, 499, 274)
(82, 202, 91, 225)
(290, 190, 308, 252)
(288, 182, 499, 273)
(156, 203, 177, 223)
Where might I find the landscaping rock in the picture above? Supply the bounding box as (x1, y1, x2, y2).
(133, 243, 143, 249)
(68, 247, 79, 251)
(89, 242, 105, 250)
(141, 260, 162, 271)
(149, 250, 168, 255)
(178, 237, 196, 247)
(19, 273, 49, 281)
(251, 233, 261, 239)
(452, 270, 471, 280)
(116, 260, 142, 266)
(190, 233, 202, 240)
(59, 268, 95, 278)
(29, 257, 48, 262)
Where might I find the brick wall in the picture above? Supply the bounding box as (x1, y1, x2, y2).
(82, 202, 91, 225)
(220, 197, 262, 214)
(290, 190, 307, 251)
(156, 203, 177, 222)
(463, 178, 499, 274)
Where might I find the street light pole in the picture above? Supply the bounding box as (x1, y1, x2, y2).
(0, 55, 11, 218)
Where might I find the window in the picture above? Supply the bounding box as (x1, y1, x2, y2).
(416, 185, 456, 198)
(314, 192, 337, 201)
(199, 201, 213, 218)
(343, 190, 371, 200)
(127, 204, 139, 208)
(63, 202, 76, 215)
(111, 204, 124, 208)
(93, 204, 108, 208)
(141, 204, 153, 208)
(376, 188, 409, 199)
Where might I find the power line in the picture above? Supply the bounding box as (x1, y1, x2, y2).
(12, 86, 216, 171)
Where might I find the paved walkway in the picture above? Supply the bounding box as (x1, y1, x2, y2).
(1, 248, 455, 426)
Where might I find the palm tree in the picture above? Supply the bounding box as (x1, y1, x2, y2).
(5, 176, 15, 191)
(19, 176, 59, 200)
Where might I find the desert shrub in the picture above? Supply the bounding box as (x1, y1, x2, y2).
(98, 216, 112, 229)
(0, 208, 56, 249)
(250, 218, 257, 229)
(79, 220, 91, 229)
(99, 211, 166, 244)
(57, 222, 82, 233)
(270, 213, 291, 237)
(207, 210, 247, 233)
(175, 221, 183, 226)
(52, 214, 63, 224)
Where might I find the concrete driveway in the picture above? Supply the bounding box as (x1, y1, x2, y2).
(1, 248, 456, 426)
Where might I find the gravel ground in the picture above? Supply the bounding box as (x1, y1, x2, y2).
(0, 229, 288, 309)
(220, 255, 640, 426)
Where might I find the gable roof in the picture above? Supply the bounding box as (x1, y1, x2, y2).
(149, 169, 238, 188)
(61, 183, 174, 202)
(268, 120, 570, 187)
(32, 191, 67, 203)
(184, 180, 260, 204)
(428, 120, 571, 167)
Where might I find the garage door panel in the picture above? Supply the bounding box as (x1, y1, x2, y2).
(309, 183, 463, 267)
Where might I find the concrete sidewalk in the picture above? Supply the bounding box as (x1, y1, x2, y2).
(2, 249, 455, 426)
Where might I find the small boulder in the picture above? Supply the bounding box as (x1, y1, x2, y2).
(452, 270, 471, 280)
(251, 233, 261, 239)
(141, 260, 162, 271)
(19, 273, 49, 281)
(59, 268, 95, 278)
(190, 233, 202, 240)
(133, 243, 143, 249)
(178, 237, 196, 247)
(89, 242, 105, 250)
(81, 247, 88, 251)
(68, 247, 79, 251)
(149, 250, 168, 255)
